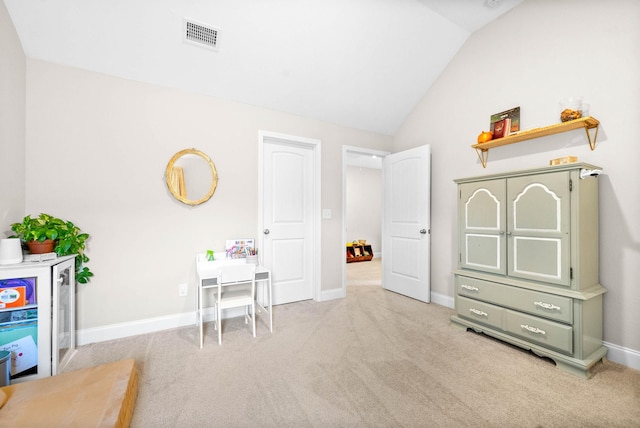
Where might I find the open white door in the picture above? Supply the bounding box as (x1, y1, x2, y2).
(382, 145, 431, 302)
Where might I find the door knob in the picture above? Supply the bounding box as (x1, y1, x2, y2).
(420, 229, 428, 234)
(263, 229, 270, 235)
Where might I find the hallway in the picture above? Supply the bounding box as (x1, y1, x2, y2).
(346, 258, 381, 286)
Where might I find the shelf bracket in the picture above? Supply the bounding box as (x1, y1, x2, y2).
(585, 123, 599, 150)
(475, 148, 489, 168)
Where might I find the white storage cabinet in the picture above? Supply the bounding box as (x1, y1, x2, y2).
(0, 255, 76, 382)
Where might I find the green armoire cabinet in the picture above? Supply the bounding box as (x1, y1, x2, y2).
(451, 163, 607, 378)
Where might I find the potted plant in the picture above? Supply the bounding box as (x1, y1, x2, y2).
(10, 213, 94, 284)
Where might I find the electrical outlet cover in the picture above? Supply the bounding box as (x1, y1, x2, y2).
(179, 283, 188, 296)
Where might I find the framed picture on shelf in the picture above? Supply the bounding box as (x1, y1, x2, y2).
(490, 107, 520, 139)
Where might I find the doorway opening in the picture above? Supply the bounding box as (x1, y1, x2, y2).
(342, 146, 389, 292)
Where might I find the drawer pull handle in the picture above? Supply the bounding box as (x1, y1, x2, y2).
(534, 301, 561, 311)
(469, 308, 488, 317)
(461, 284, 479, 291)
(520, 324, 546, 335)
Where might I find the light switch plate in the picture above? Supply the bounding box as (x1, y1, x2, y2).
(322, 209, 332, 219)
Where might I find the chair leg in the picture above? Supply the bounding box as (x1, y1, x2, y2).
(251, 301, 256, 338)
(199, 310, 203, 349)
(213, 303, 218, 330)
(198, 294, 203, 349)
(218, 305, 222, 345)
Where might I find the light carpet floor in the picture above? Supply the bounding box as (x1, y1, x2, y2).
(346, 257, 381, 286)
(64, 269, 640, 427)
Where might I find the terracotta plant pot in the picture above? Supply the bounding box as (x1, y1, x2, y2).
(27, 239, 55, 254)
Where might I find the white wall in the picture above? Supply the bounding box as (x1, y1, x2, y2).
(5, 0, 639, 368)
(346, 166, 382, 256)
(393, 0, 640, 359)
(0, 1, 25, 228)
(21, 59, 393, 332)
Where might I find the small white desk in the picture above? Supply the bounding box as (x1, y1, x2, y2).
(196, 259, 273, 336)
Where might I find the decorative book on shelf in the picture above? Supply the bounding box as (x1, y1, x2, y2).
(490, 107, 520, 139)
(492, 118, 510, 139)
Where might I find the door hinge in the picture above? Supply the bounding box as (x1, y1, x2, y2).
(569, 178, 573, 192)
(570, 267, 573, 280)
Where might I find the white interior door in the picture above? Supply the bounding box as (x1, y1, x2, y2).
(382, 145, 431, 302)
(261, 134, 318, 305)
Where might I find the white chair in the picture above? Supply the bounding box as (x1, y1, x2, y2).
(210, 263, 257, 346)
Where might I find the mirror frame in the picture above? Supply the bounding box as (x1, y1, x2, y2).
(165, 148, 218, 206)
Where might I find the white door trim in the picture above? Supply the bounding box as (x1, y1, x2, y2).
(342, 145, 390, 296)
(258, 131, 322, 301)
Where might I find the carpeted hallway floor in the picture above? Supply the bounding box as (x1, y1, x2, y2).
(346, 257, 381, 286)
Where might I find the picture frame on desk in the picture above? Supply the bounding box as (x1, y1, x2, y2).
(225, 239, 255, 258)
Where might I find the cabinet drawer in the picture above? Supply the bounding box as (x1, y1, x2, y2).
(505, 309, 573, 354)
(456, 275, 572, 324)
(456, 296, 504, 330)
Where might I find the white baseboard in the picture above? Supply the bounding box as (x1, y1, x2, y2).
(76, 307, 244, 346)
(320, 287, 346, 301)
(603, 341, 640, 371)
(431, 291, 454, 308)
(77, 297, 640, 372)
(76, 290, 450, 345)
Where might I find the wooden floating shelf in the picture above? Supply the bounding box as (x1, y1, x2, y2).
(472, 116, 600, 168)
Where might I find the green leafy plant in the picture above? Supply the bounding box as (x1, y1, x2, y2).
(10, 213, 94, 284)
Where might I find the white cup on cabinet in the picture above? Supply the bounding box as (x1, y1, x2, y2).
(0, 238, 23, 265)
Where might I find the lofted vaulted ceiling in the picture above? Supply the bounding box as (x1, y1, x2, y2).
(4, 0, 523, 135)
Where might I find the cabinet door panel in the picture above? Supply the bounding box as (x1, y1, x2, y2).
(507, 172, 570, 286)
(459, 180, 506, 274)
(51, 258, 75, 376)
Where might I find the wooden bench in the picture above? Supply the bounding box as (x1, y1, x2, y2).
(0, 359, 138, 427)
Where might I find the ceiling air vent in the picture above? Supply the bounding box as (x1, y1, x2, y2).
(184, 19, 219, 50)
